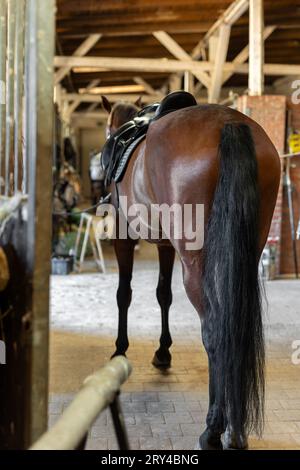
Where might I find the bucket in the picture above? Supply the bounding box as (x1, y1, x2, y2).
(51, 255, 74, 275)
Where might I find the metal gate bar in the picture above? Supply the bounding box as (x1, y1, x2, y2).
(110, 394, 131, 450)
(0, 2, 7, 189)
(4, 0, 15, 195)
(13, 0, 25, 194)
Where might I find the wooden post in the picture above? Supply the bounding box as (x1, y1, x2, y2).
(0, 1, 7, 193)
(153, 30, 210, 88)
(222, 25, 275, 85)
(249, 0, 264, 96)
(30, 357, 132, 450)
(25, 0, 55, 446)
(66, 79, 100, 117)
(208, 24, 231, 103)
(169, 74, 181, 92)
(184, 71, 194, 94)
(208, 32, 219, 63)
(54, 34, 101, 85)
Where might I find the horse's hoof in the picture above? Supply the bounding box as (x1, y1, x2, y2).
(222, 444, 248, 451)
(221, 430, 248, 450)
(111, 351, 127, 360)
(151, 352, 171, 369)
(199, 430, 223, 450)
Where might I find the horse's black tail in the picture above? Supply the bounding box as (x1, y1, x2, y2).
(202, 123, 264, 438)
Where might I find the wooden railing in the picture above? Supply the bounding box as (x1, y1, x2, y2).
(30, 356, 132, 450)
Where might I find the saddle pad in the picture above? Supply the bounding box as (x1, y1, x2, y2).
(114, 134, 146, 183)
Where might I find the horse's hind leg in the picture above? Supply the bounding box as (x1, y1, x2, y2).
(152, 244, 175, 369)
(181, 259, 225, 449)
(112, 238, 136, 358)
(198, 325, 226, 450)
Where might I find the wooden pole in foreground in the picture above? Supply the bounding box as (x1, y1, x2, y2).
(30, 357, 132, 450)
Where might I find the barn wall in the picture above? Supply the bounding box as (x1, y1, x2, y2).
(237, 95, 286, 276)
(280, 100, 300, 275)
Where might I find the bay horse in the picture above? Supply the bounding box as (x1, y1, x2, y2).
(101, 94, 280, 450)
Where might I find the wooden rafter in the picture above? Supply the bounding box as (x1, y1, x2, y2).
(54, 55, 300, 77)
(222, 25, 276, 85)
(64, 93, 157, 104)
(153, 30, 210, 88)
(54, 55, 213, 74)
(66, 79, 100, 117)
(162, 0, 249, 94)
(191, 0, 249, 60)
(54, 34, 101, 85)
(86, 102, 99, 113)
(133, 76, 163, 97)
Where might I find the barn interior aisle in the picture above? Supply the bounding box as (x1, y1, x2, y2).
(49, 243, 300, 450)
(2, 0, 300, 455)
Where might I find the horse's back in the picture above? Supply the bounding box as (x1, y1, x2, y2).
(145, 104, 279, 185)
(143, 104, 280, 248)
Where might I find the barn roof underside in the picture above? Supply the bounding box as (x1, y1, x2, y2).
(56, 0, 300, 109)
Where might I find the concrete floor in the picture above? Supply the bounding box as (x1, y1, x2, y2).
(49, 242, 300, 450)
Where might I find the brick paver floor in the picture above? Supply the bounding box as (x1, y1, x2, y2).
(49, 244, 300, 450)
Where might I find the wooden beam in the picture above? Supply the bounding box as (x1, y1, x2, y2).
(194, 81, 203, 98)
(56, 22, 219, 37)
(133, 76, 163, 97)
(80, 84, 145, 94)
(208, 33, 219, 63)
(249, 0, 264, 95)
(54, 55, 300, 78)
(169, 74, 182, 92)
(54, 34, 101, 85)
(85, 102, 99, 113)
(73, 111, 107, 120)
(262, 64, 300, 76)
(153, 30, 210, 88)
(71, 113, 107, 128)
(191, 0, 249, 59)
(25, 0, 55, 445)
(67, 79, 100, 117)
(222, 25, 275, 84)
(184, 71, 194, 93)
(208, 24, 231, 103)
(236, 63, 300, 75)
(219, 0, 249, 25)
(64, 93, 157, 104)
(54, 55, 214, 74)
(71, 110, 109, 128)
(164, 0, 249, 94)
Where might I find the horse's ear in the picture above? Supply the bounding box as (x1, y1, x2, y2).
(134, 96, 143, 109)
(101, 95, 112, 114)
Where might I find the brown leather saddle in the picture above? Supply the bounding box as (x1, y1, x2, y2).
(101, 91, 197, 186)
